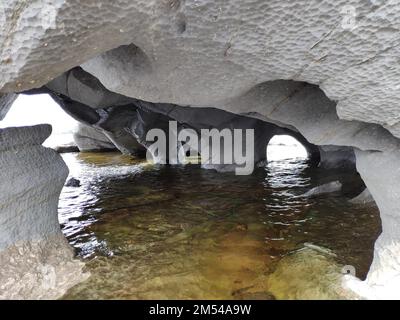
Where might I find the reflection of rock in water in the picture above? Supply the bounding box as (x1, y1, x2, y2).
(299, 181, 342, 198)
(266, 246, 358, 300)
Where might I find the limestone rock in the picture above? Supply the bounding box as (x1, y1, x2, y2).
(344, 150, 400, 300)
(0, 0, 399, 141)
(0, 125, 88, 299)
(54, 144, 80, 154)
(2, 0, 400, 300)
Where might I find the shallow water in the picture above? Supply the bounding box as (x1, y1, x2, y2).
(59, 148, 381, 300)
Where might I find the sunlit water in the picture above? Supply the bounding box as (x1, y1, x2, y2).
(59, 147, 381, 300)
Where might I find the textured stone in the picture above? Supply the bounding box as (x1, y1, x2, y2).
(0, 125, 88, 299)
(0, 234, 88, 300)
(267, 246, 357, 300)
(2, 0, 400, 300)
(38, 69, 321, 168)
(219, 81, 400, 154)
(343, 150, 400, 300)
(318, 146, 356, 169)
(1, 1, 400, 140)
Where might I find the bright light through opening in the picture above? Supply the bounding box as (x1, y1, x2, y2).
(1, 95, 310, 162)
(0, 94, 78, 147)
(267, 135, 308, 161)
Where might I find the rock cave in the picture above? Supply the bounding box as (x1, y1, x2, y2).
(0, 0, 399, 300)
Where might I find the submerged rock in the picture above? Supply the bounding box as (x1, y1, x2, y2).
(303, 242, 337, 257)
(266, 246, 356, 300)
(65, 177, 81, 187)
(54, 144, 80, 153)
(299, 181, 342, 198)
(350, 188, 375, 205)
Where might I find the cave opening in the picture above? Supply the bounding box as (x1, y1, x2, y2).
(0, 93, 78, 149)
(1, 0, 400, 300)
(266, 135, 308, 162)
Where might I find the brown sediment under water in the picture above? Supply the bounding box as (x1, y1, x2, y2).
(59, 151, 381, 300)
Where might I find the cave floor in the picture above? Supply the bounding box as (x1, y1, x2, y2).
(58, 150, 380, 300)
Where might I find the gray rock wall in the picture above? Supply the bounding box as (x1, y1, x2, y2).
(2, 0, 400, 139)
(0, 125, 87, 299)
(39, 69, 320, 168)
(343, 150, 400, 299)
(1, 0, 400, 299)
(318, 146, 356, 169)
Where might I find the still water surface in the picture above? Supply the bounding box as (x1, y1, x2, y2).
(59, 147, 381, 299)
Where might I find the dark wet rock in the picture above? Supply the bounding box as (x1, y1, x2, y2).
(54, 144, 80, 153)
(318, 146, 356, 170)
(65, 178, 81, 187)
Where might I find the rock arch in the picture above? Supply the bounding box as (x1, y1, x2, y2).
(1, 0, 400, 299)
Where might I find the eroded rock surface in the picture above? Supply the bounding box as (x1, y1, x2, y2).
(343, 150, 400, 300)
(1, 0, 400, 299)
(2, 0, 400, 142)
(30, 68, 321, 171)
(0, 125, 88, 299)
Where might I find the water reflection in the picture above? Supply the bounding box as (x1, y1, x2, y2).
(59, 152, 381, 299)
